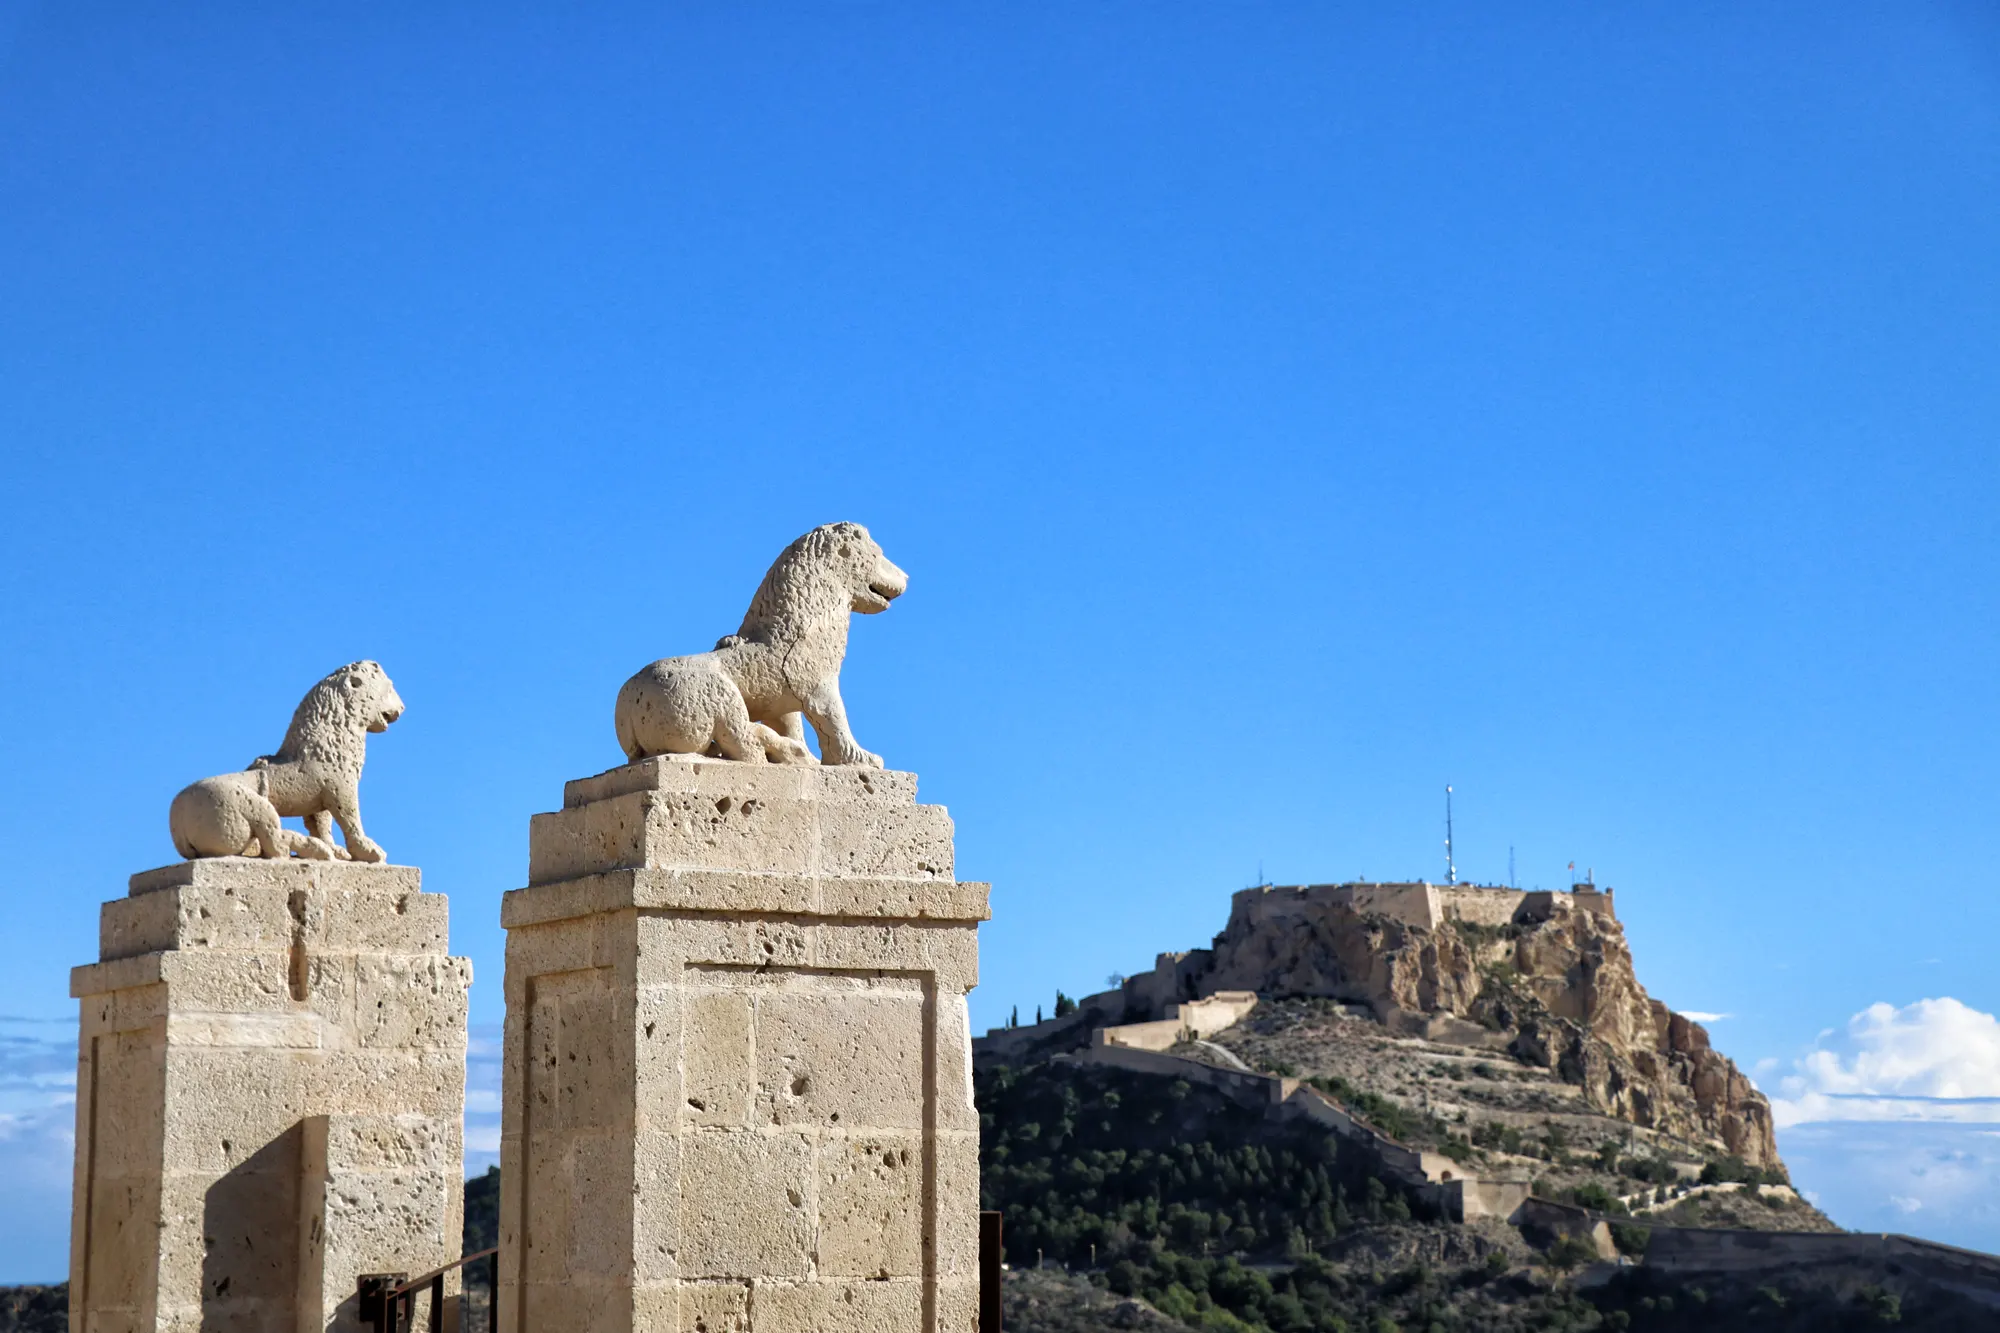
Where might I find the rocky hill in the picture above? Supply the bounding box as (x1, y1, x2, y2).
(986, 882, 1782, 1184)
(979, 1059, 1987, 1332)
(1200, 884, 1776, 1168)
(975, 878, 2000, 1331)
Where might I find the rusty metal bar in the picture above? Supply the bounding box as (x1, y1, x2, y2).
(359, 1272, 406, 1333)
(980, 1210, 1003, 1333)
(360, 1247, 500, 1333)
(388, 1247, 499, 1297)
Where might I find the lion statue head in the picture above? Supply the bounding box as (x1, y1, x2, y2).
(737, 521, 908, 644)
(274, 660, 406, 761)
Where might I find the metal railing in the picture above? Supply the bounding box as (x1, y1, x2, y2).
(359, 1248, 499, 1333)
(981, 1210, 1002, 1333)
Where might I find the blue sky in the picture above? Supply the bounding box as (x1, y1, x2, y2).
(3, 0, 1999, 1283)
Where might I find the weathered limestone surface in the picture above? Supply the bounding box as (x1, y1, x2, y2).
(70, 859, 470, 1333)
(1192, 884, 1777, 1166)
(1061, 882, 1775, 1168)
(615, 522, 909, 769)
(500, 754, 987, 1333)
(169, 661, 406, 863)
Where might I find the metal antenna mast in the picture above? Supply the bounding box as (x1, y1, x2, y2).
(1444, 785, 1457, 885)
(1509, 845, 1516, 889)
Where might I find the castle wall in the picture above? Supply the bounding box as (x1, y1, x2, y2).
(1435, 887, 1529, 927)
(1225, 881, 1608, 933)
(1571, 886, 1616, 919)
(1097, 1020, 1181, 1052)
(1065, 1044, 1284, 1114)
(974, 1007, 1100, 1062)
(1344, 883, 1441, 926)
(1089, 991, 1262, 1054)
(1229, 883, 1442, 931)
(1442, 1178, 1533, 1223)
(1180, 991, 1259, 1038)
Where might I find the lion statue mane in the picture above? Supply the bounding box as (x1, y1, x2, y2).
(615, 521, 907, 768)
(169, 660, 406, 862)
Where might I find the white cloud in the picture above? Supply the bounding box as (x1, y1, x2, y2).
(1783, 1121, 2000, 1252)
(1679, 1011, 1730, 1023)
(1776, 1000, 2000, 1240)
(464, 1022, 502, 1176)
(0, 1017, 80, 1282)
(1771, 997, 2000, 1128)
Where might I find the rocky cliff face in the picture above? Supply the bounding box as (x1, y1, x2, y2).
(1174, 893, 1779, 1169)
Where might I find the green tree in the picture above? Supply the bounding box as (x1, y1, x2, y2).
(1544, 1235, 1598, 1275)
(1608, 1223, 1649, 1256)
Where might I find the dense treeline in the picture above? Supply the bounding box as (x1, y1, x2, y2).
(975, 1061, 1973, 1333)
(976, 1061, 1620, 1332)
(465, 1164, 499, 1292)
(0, 1288, 63, 1333)
(979, 1061, 1429, 1270)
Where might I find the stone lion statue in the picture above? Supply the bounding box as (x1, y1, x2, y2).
(169, 660, 406, 862)
(615, 522, 907, 768)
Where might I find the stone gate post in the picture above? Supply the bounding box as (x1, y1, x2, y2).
(69, 859, 471, 1332)
(498, 756, 987, 1333)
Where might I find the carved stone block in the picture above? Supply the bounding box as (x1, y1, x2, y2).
(499, 754, 987, 1333)
(70, 859, 470, 1333)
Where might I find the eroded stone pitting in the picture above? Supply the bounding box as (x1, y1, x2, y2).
(501, 754, 988, 1331)
(615, 522, 908, 769)
(71, 858, 471, 1332)
(168, 661, 404, 864)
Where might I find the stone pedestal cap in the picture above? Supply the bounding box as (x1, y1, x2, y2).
(75, 859, 452, 999)
(513, 756, 991, 928)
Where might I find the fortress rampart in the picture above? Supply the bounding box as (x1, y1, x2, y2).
(1224, 880, 1616, 934)
(976, 882, 1619, 1055)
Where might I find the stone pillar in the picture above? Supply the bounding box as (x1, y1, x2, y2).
(69, 859, 471, 1333)
(499, 756, 988, 1333)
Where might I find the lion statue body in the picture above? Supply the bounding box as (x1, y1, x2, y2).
(615, 522, 907, 768)
(169, 660, 406, 862)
